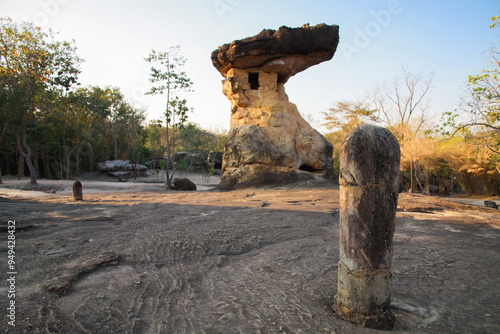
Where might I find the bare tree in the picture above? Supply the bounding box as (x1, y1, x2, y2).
(371, 68, 433, 142)
(370, 68, 434, 192)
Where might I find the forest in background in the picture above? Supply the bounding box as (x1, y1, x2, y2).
(322, 17, 500, 197)
(0, 18, 226, 186)
(323, 59, 499, 197)
(1, 17, 499, 196)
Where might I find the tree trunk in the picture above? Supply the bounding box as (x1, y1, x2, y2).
(1, 150, 11, 176)
(409, 162, 414, 193)
(0, 167, 3, 184)
(88, 144, 94, 172)
(66, 149, 70, 180)
(114, 135, 118, 160)
(33, 145, 40, 180)
(16, 131, 37, 185)
(165, 124, 173, 187)
(416, 169, 425, 194)
(75, 142, 83, 176)
(76, 150, 80, 176)
(423, 169, 430, 195)
(42, 152, 50, 179)
(65, 147, 75, 180)
(18, 154, 24, 180)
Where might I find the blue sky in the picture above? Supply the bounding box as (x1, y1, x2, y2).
(1, 0, 498, 133)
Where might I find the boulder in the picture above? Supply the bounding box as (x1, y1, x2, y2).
(170, 178, 197, 191)
(97, 160, 147, 172)
(212, 23, 339, 189)
(97, 160, 148, 179)
(173, 152, 190, 162)
(484, 200, 499, 209)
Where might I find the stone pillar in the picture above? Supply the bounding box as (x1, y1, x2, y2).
(72, 181, 83, 201)
(211, 24, 339, 189)
(333, 124, 400, 330)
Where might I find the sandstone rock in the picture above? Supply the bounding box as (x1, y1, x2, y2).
(212, 23, 339, 83)
(212, 23, 339, 189)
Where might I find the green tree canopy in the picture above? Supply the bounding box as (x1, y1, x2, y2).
(145, 46, 193, 187)
(0, 17, 82, 183)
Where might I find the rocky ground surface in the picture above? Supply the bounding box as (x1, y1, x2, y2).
(0, 174, 499, 333)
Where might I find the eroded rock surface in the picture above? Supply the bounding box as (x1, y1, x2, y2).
(170, 178, 197, 191)
(212, 24, 339, 189)
(334, 124, 401, 329)
(212, 23, 339, 83)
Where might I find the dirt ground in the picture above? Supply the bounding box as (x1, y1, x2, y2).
(0, 173, 499, 334)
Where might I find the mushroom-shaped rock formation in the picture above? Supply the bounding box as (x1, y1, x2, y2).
(212, 23, 339, 189)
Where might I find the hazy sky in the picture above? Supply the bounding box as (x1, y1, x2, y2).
(1, 0, 498, 133)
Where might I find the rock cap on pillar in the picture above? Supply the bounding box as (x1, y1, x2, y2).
(211, 23, 339, 83)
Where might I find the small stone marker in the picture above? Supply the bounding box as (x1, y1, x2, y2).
(73, 181, 83, 201)
(333, 124, 400, 330)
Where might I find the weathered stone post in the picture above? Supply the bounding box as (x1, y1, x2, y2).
(73, 181, 83, 201)
(333, 124, 400, 330)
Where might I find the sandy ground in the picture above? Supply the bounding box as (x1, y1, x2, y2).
(0, 171, 222, 196)
(0, 173, 499, 333)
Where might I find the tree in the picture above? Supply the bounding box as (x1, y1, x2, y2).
(75, 86, 124, 167)
(438, 16, 500, 195)
(168, 96, 192, 156)
(43, 85, 145, 178)
(443, 18, 499, 155)
(399, 128, 442, 194)
(144, 119, 165, 170)
(371, 68, 434, 191)
(176, 123, 223, 156)
(438, 135, 499, 196)
(371, 68, 433, 142)
(145, 46, 193, 187)
(67, 85, 146, 170)
(0, 18, 81, 184)
(323, 99, 379, 134)
(322, 99, 378, 174)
